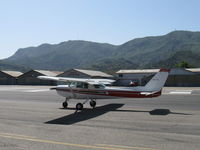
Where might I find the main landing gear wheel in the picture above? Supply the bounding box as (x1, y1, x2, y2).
(90, 100, 96, 108)
(76, 103, 83, 110)
(62, 101, 68, 109)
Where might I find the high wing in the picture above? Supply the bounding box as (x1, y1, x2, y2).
(37, 76, 115, 85)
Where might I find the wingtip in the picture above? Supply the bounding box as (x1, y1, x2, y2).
(37, 76, 43, 79)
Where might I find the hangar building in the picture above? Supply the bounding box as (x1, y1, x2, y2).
(57, 69, 113, 85)
(116, 68, 200, 87)
(0, 71, 23, 85)
(116, 69, 158, 86)
(58, 69, 113, 78)
(18, 70, 62, 85)
(167, 68, 200, 86)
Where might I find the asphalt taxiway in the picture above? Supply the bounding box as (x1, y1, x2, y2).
(0, 86, 200, 150)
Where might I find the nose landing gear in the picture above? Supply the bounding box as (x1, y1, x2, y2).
(62, 102, 68, 108)
(90, 100, 96, 108)
(62, 98, 69, 109)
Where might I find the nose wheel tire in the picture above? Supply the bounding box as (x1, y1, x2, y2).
(76, 103, 83, 110)
(62, 102, 68, 109)
(90, 100, 96, 108)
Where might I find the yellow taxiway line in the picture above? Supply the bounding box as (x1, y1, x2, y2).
(97, 144, 159, 150)
(0, 132, 159, 150)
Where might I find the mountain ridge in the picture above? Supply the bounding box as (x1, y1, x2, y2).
(1, 30, 200, 73)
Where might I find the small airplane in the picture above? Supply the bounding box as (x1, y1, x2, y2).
(38, 68, 170, 110)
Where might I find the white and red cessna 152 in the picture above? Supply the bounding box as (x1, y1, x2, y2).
(38, 68, 170, 110)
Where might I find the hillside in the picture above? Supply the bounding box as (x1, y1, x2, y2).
(3, 41, 117, 71)
(0, 60, 30, 72)
(145, 50, 200, 68)
(2, 31, 200, 72)
(111, 30, 200, 67)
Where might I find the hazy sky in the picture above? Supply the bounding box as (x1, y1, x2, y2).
(0, 0, 200, 59)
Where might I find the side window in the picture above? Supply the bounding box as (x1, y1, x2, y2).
(83, 83, 88, 89)
(93, 84, 105, 89)
(119, 74, 123, 78)
(94, 84, 100, 88)
(76, 82, 89, 89)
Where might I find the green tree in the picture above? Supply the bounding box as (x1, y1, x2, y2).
(175, 61, 193, 68)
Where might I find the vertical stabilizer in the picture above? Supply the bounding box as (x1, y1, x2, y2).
(144, 69, 170, 91)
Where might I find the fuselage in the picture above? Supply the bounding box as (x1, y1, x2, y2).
(52, 85, 162, 99)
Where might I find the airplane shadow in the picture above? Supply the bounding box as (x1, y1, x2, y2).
(45, 104, 192, 125)
(45, 103, 124, 125)
(149, 109, 192, 115)
(114, 109, 192, 115)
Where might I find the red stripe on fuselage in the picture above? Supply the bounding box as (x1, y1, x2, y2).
(55, 88, 161, 98)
